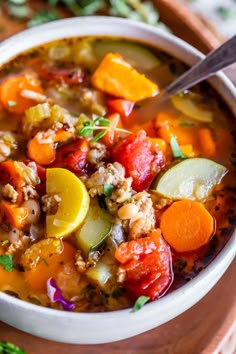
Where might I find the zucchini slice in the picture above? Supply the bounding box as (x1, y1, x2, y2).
(76, 199, 112, 257)
(94, 40, 161, 71)
(171, 94, 213, 122)
(153, 158, 227, 201)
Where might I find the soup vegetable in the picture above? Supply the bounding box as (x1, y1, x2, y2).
(0, 37, 235, 312)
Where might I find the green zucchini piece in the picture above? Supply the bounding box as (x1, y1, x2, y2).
(171, 94, 213, 122)
(86, 261, 113, 288)
(94, 40, 161, 71)
(76, 199, 112, 257)
(153, 158, 227, 201)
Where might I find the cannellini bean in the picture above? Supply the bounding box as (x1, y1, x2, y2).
(9, 228, 22, 243)
(21, 199, 41, 224)
(118, 203, 139, 220)
(0, 142, 11, 157)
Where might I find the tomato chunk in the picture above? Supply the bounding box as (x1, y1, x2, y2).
(52, 139, 89, 176)
(108, 99, 134, 117)
(115, 230, 173, 301)
(112, 130, 164, 191)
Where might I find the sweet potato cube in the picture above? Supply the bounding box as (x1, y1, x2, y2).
(91, 53, 159, 101)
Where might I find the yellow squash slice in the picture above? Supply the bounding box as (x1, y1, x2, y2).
(46, 168, 90, 238)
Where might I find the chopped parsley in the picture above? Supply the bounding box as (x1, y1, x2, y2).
(28, 10, 61, 27)
(170, 135, 186, 159)
(1, 240, 10, 246)
(7, 100, 18, 107)
(216, 6, 236, 20)
(179, 122, 194, 127)
(0, 341, 26, 354)
(103, 184, 114, 197)
(0, 255, 14, 272)
(132, 295, 150, 312)
(77, 116, 130, 143)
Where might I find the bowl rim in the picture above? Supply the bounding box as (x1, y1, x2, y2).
(0, 16, 235, 343)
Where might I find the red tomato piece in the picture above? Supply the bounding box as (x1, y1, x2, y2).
(115, 230, 173, 301)
(112, 130, 165, 192)
(52, 139, 89, 176)
(108, 99, 134, 117)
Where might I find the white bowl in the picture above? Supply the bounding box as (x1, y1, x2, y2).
(0, 16, 235, 344)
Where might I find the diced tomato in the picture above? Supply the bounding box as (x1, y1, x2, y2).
(115, 230, 173, 301)
(112, 130, 165, 192)
(52, 138, 89, 176)
(107, 99, 134, 118)
(38, 65, 85, 85)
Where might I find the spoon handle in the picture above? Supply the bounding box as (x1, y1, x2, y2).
(161, 35, 236, 100)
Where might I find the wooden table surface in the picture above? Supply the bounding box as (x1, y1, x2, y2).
(0, 2, 235, 353)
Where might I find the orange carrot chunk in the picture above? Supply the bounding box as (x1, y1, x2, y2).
(0, 74, 43, 115)
(91, 53, 159, 101)
(28, 135, 56, 166)
(160, 200, 215, 253)
(27, 129, 72, 166)
(24, 241, 76, 292)
(198, 128, 216, 157)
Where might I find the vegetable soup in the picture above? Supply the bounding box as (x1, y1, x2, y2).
(0, 37, 235, 312)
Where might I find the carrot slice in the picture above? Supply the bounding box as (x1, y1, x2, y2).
(0, 200, 28, 229)
(91, 53, 159, 101)
(160, 200, 215, 252)
(27, 129, 72, 166)
(0, 74, 43, 115)
(28, 135, 55, 166)
(198, 128, 216, 157)
(24, 241, 76, 292)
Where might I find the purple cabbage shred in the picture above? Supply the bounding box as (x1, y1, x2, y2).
(47, 277, 75, 311)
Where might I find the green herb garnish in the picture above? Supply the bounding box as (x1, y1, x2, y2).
(0, 255, 14, 272)
(179, 122, 194, 127)
(7, 101, 18, 107)
(77, 116, 130, 143)
(103, 184, 114, 197)
(170, 135, 186, 159)
(216, 6, 236, 20)
(132, 295, 150, 312)
(0, 341, 26, 354)
(28, 10, 61, 27)
(92, 130, 107, 143)
(1, 240, 10, 246)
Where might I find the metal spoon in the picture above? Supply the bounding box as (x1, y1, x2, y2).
(157, 34, 236, 103)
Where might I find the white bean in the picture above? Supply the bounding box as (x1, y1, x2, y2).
(118, 203, 139, 220)
(21, 199, 41, 224)
(9, 228, 21, 243)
